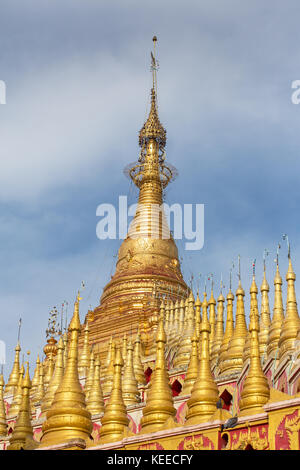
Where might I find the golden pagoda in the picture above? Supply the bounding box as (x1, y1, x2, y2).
(83, 37, 188, 359)
(1, 38, 300, 453)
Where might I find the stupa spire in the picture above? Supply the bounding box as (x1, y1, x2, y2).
(122, 338, 140, 406)
(41, 336, 65, 416)
(195, 292, 202, 340)
(259, 254, 271, 360)
(140, 318, 176, 433)
(33, 360, 45, 405)
(5, 341, 21, 396)
(219, 277, 235, 374)
(221, 257, 248, 375)
(243, 264, 259, 364)
(211, 285, 225, 368)
(133, 327, 146, 386)
(181, 331, 199, 395)
(173, 291, 195, 368)
(207, 278, 216, 356)
(267, 249, 285, 358)
(185, 298, 219, 424)
(78, 321, 90, 376)
(8, 364, 24, 418)
(239, 304, 270, 416)
(103, 341, 116, 396)
(86, 356, 104, 416)
(30, 355, 41, 398)
(0, 373, 7, 436)
(7, 363, 35, 450)
(278, 249, 300, 359)
(40, 292, 92, 447)
(99, 347, 129, 444)
(84, 350, 95, 400)
(121, 334, 127, 364)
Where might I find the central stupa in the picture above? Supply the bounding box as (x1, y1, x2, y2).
(85, 38, 188, 357)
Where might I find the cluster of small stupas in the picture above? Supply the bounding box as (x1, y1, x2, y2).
(1, 38, 300, 451)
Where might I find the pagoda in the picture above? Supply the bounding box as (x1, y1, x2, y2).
(84, 37, 188, 359)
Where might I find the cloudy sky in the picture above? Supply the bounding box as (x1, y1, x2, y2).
(1, 1, 300, 377)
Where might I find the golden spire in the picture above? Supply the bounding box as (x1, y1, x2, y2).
(208, 286, 216, 356)
(211, 291, 225, 367)
(198, 291, 208, 359)
(30, 355, 40, 398)
(167, 300, 175, 343)
(181, 331, 199, 395)
(259, 268, 271, 359)
(140, 318, 176, 433)
(8, 364, 24, 418)
(78, 321, 90, 376)
(185, 299, 218, 425)
(133, 328, 146, 386)
(178, 298, 185, 336)
(62, 332, 68, 369)
(43, 351, 55, 390)
(84, 350, 95, 400)
(243, 273, 258, 364)
(278, 255, 300, 359)
(5, 342, 21, 396)
(33, 360, 45, 405)
(122, 338, 140, 406)
(267, 262, 284, 358)
(195, 292, 202, 340)
(40, 293, 92, 447)
(239, 304, 270, 416)
(218, 288, 235, 374)
(122, 334, 127, 364)
(86, 356, 104, 416)
(159, 298, 165, 322)
(102, 341, 116, 396)
(7, 364, 35, 450)
(173, 291, 195, 368)
(0, 373, 7, 436)
(165, 300, 170, 335)
(99, 347, 129, 444)
(169, 299, 180, 347)
(222, 278, 248, 375)
(41, 336, 64, 416)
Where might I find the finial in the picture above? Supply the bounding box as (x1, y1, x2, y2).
(282, 234, 290, 258)
(17, 317, 22, 344)
(274, 243, 281, 267)
(252, 258, 256, 277)
(263, 249, 269, 273)
(196, 273, 202, 294)
(238, 254, 241, 281)
(189, 274, 194, 291)
(220, 273, 224, 294)
(151, 36, 158, 93)
(208, 273, 214, 292)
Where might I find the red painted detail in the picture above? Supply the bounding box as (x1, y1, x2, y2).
(171, 379, 182, 397)
(145, 367, 153, 383)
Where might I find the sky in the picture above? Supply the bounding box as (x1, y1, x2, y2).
(1, 0, 300, 378)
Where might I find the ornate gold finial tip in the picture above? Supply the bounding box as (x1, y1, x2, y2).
(152, 36, 157, 42)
